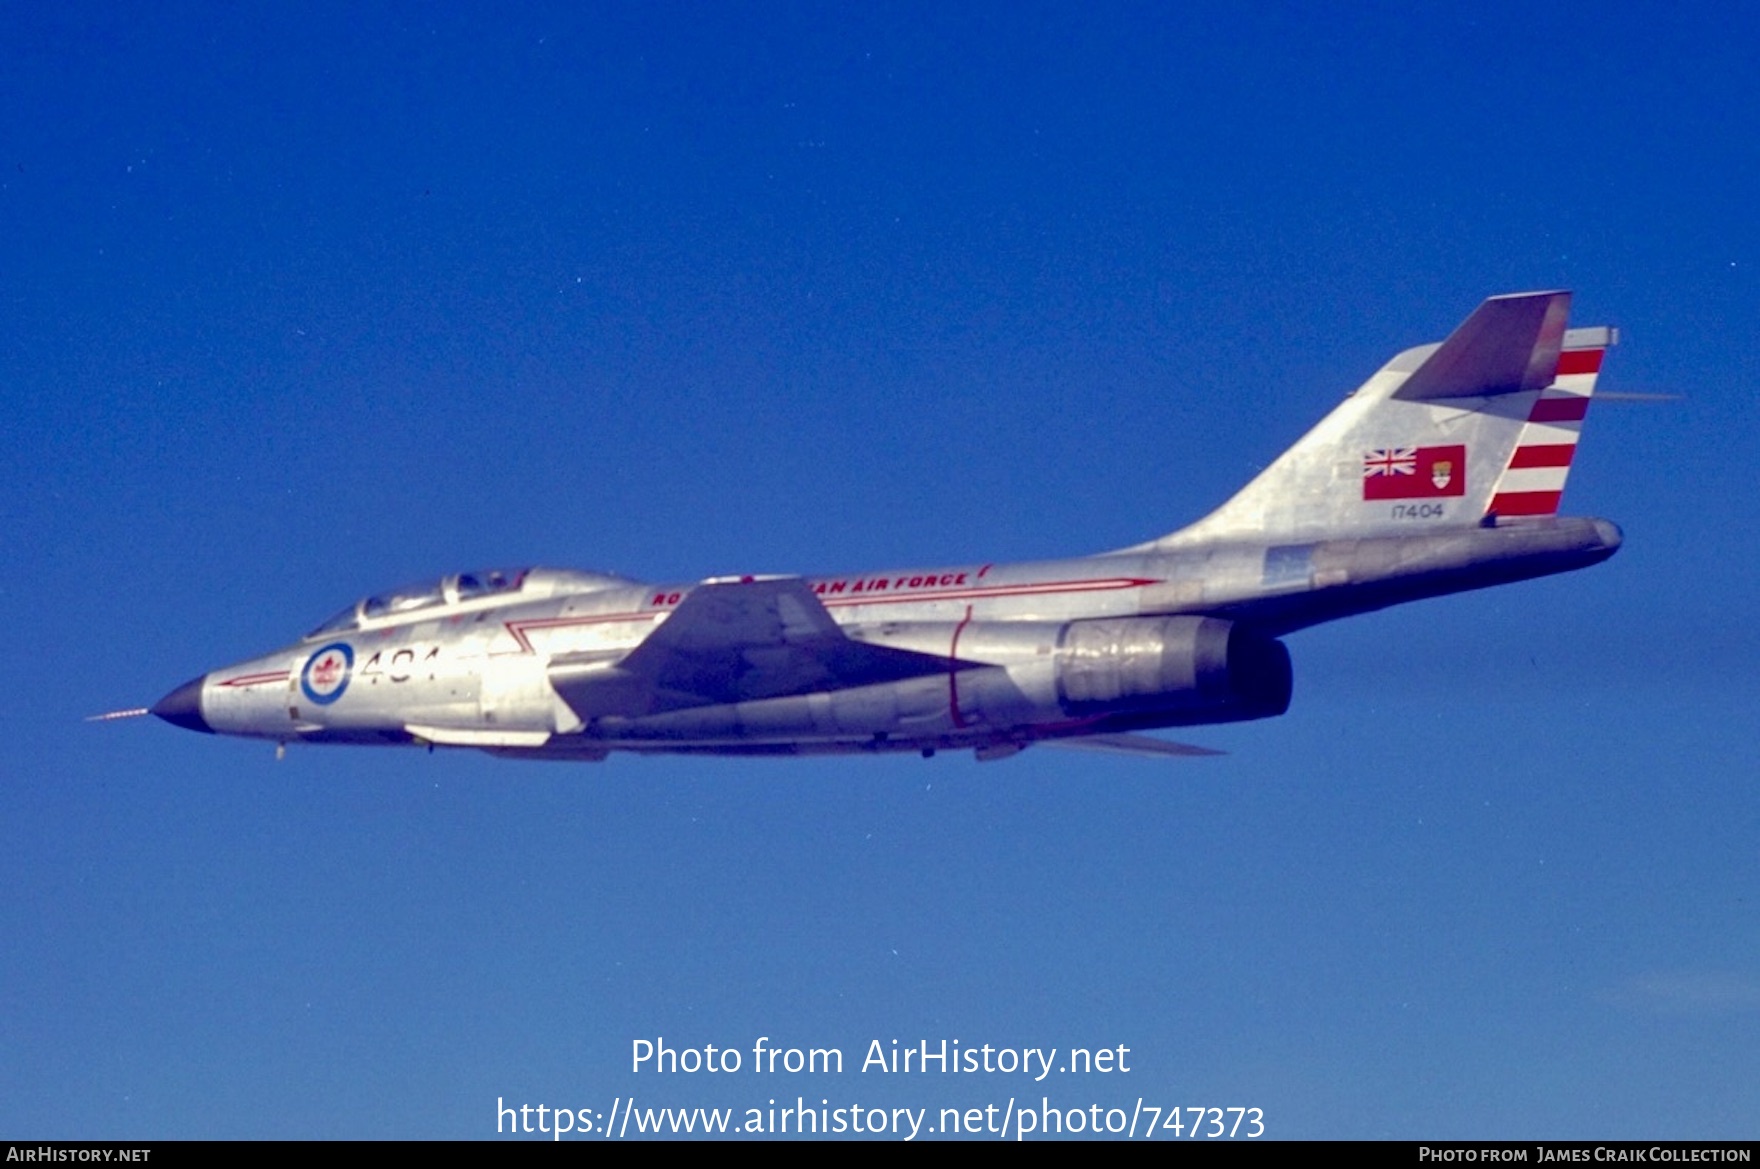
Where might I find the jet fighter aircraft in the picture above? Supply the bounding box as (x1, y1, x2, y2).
(143, 291, 1622, 761)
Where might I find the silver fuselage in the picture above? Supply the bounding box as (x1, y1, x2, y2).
(147, 292, 1626, 761)
(167, 517, 1619, 759)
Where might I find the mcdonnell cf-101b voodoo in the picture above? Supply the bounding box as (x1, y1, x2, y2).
(133, 291, 1622, 762)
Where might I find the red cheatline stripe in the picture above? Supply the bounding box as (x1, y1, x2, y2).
(511, 578, 1151, 633)
(1529, 396, 1590, 423)
(505, 610, 659, 651)
(1556, 349, 1604, 376)
(1508, 444, 1576, 469)
(502, 577, 1159, 651)
(514, 612, 656, 632)
(1489, 490, 1563, 516)
(822, 577, 1155, 609)
(948, 606, 974, 728)
(219, 671, 289, 688)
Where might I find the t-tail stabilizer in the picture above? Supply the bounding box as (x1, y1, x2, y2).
(1149, 291, 1615, 548)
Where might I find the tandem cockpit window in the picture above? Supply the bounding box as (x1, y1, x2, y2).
(305, 603, 363, 639)
(304, 567, 532, 638)
(454, 567, 527, 601)
(361, 580, 446, 620)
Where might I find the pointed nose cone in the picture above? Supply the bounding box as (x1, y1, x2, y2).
(151, 675, 213, 734)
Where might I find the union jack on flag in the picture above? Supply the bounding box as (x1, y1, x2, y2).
(1361, 443, 1467, 500)
(1363, 448, 1417, 477)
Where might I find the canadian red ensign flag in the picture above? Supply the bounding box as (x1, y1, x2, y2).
(1362, 444, 1466, 500)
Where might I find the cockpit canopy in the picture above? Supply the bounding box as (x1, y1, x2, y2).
(305, 566, 635, 638)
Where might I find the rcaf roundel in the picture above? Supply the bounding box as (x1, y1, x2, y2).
(300, 642, 355, 705)
(1362, 444, 1466, 501)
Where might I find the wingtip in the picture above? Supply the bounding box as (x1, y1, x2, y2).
(1487, 288, 1570, 301)
(1041, 733, 1226, 758)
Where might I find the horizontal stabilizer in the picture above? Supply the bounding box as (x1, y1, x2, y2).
(1394, 291, 1571, 400)
(1040, 733, 1223, 758)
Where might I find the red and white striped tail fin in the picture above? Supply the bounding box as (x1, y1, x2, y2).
(1485, 327, 1616, 519)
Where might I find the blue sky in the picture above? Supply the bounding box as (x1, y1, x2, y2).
(3, 2, 1757, 1139)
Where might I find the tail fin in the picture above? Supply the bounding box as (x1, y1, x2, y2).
(1145, 291, 1615, 549)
